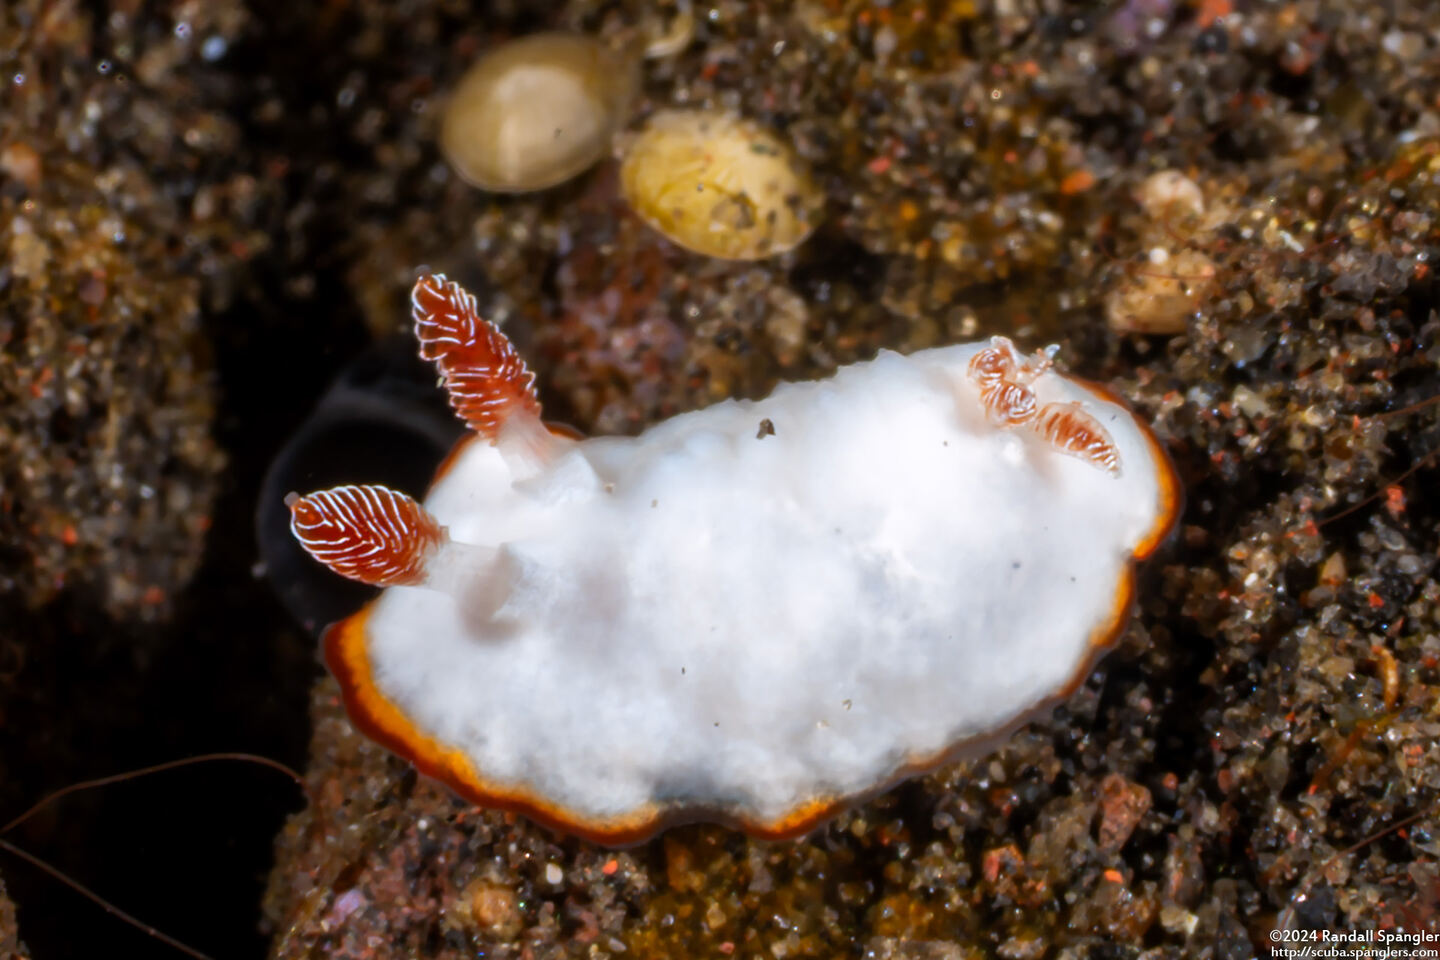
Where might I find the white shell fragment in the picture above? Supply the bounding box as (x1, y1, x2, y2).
(336, 338, 1178, 841)
(440, 33, 640, 193)
(619, 109, 823, 260)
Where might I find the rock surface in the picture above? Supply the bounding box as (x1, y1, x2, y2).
(3, 0, 1440, 957)
(264, 0, 1440, 958)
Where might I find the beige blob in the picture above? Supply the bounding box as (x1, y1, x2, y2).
(1137, 170, 1206, 221)
(1107, 171, 1217, 335)
(1105, 248, 1216, 335)
(620, 109, 824, 260)
(440, 33, 640, 193)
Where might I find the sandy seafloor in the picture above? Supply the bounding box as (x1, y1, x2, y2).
(3, 0, 1440, 957)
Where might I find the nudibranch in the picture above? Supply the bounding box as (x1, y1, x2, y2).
(289, 274, 1180, 844)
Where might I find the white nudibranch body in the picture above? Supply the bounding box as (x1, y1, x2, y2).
(292, 274, 1179, 844)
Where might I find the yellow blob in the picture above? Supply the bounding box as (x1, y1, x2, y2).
(440, 33, 639, 193)
(620, 109, 823, 260)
